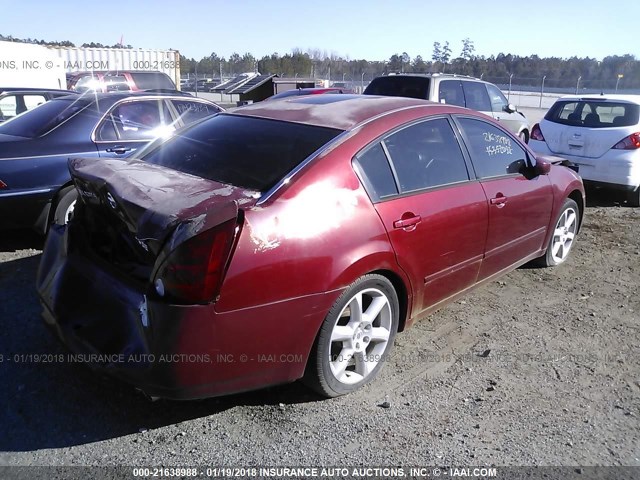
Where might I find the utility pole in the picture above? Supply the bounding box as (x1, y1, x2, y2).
(508, 73, 514, 101)
(539, 75, 546, 108)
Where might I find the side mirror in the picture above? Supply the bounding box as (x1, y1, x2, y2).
(533, 158, 551, 175)
(504, 103, 517, 113)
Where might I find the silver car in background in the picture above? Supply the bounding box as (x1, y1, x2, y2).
(363, 73, 531, 142)
(529, 94, 640, 206)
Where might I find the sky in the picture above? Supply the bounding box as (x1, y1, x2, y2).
(0, 0, 637, 62)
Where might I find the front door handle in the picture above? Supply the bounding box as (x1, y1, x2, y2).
(393, 215, 422, 229)
(490, 195, 508, 207)
(106, 146, 132, 155)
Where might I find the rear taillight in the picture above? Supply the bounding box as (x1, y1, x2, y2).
(531, 123, 545, 141)
(612, 132, 640, 150)
(0, 180, 7, 189)
(154, 218, 239, 304)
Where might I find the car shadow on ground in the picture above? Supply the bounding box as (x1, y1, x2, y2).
(0, 229, 44, 253)
(0, 232, 322, 453)
(585, 187, 632, 208)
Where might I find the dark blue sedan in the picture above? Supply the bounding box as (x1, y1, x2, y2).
(0, 91, 222, 233)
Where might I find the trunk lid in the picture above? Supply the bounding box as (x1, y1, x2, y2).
(541, 97, 640, 161)
(541, 122, 635, 160)
(68, 157, 259, 280)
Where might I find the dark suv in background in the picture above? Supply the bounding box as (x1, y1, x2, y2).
(364, 73, 531, 142)
(67, 71, 176, 93)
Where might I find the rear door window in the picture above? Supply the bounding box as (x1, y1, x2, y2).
(461, 81, 492, 112)
(96, 100, 172, 141)
(353, 143, 398, 201)
(456, 117, 528, 178)
(438, 80, 465, 107)
(383, 117, 470, 193)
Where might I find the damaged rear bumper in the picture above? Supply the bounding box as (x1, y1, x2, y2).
(37, 224, 333, 400)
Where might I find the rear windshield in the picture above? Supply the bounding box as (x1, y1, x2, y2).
(545, 100, 640, 128)
(363, 76, 430, 99)
(0, 97, 90, 138)
(141, 114, 343, 191)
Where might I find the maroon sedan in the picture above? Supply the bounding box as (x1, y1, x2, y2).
(37, 95, 585, 400)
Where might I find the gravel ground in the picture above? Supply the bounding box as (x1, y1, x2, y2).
(0, 189, 639, 469)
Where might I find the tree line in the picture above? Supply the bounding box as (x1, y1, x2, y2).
(2, 34, 638, 90)
(183, 47, 639, 91)
(0, 34, 134, 50)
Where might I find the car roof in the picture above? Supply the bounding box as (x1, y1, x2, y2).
(558, 94, 640, 104)
(228, 94, 454, 130)
(269, 87, 351, 99)
(379, 73, 481, 81)
(68, 70, 171, 76)
(300, 88, 349, 92)
(44, 91, 215, 113)
(76, 90, 196, 101)
(0, 87, 77, 94)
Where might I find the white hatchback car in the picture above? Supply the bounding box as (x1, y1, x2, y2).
(529, 94, 640, 205)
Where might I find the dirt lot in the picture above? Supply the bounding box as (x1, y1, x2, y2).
(0, 189, 638, 469)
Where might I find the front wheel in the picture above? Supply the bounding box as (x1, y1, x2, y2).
(536, 198, 579, 267)
(303, 274, 399, 397)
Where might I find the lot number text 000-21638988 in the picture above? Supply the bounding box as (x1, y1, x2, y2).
(132, 60, 179, 70)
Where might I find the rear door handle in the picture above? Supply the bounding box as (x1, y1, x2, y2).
(490, 195, 508, 207)
(393, 215, 422, 229)
(106, 146, 132, 154)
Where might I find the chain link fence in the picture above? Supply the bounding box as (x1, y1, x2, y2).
(482, 75, 638, 95)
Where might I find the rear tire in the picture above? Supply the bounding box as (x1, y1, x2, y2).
(627, 188, 640, 207)
(535, 198, 579, 267)
(52, 186, 78, 226)
(303, 274, 399, 397)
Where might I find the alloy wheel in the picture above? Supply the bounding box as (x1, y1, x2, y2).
(551, 206, 577, 263)
(328, 288, 392, 385)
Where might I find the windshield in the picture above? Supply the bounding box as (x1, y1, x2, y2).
(142, 114, 343, 191)
(545, 100, 640, 128)
(0, 97, 91, 138)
